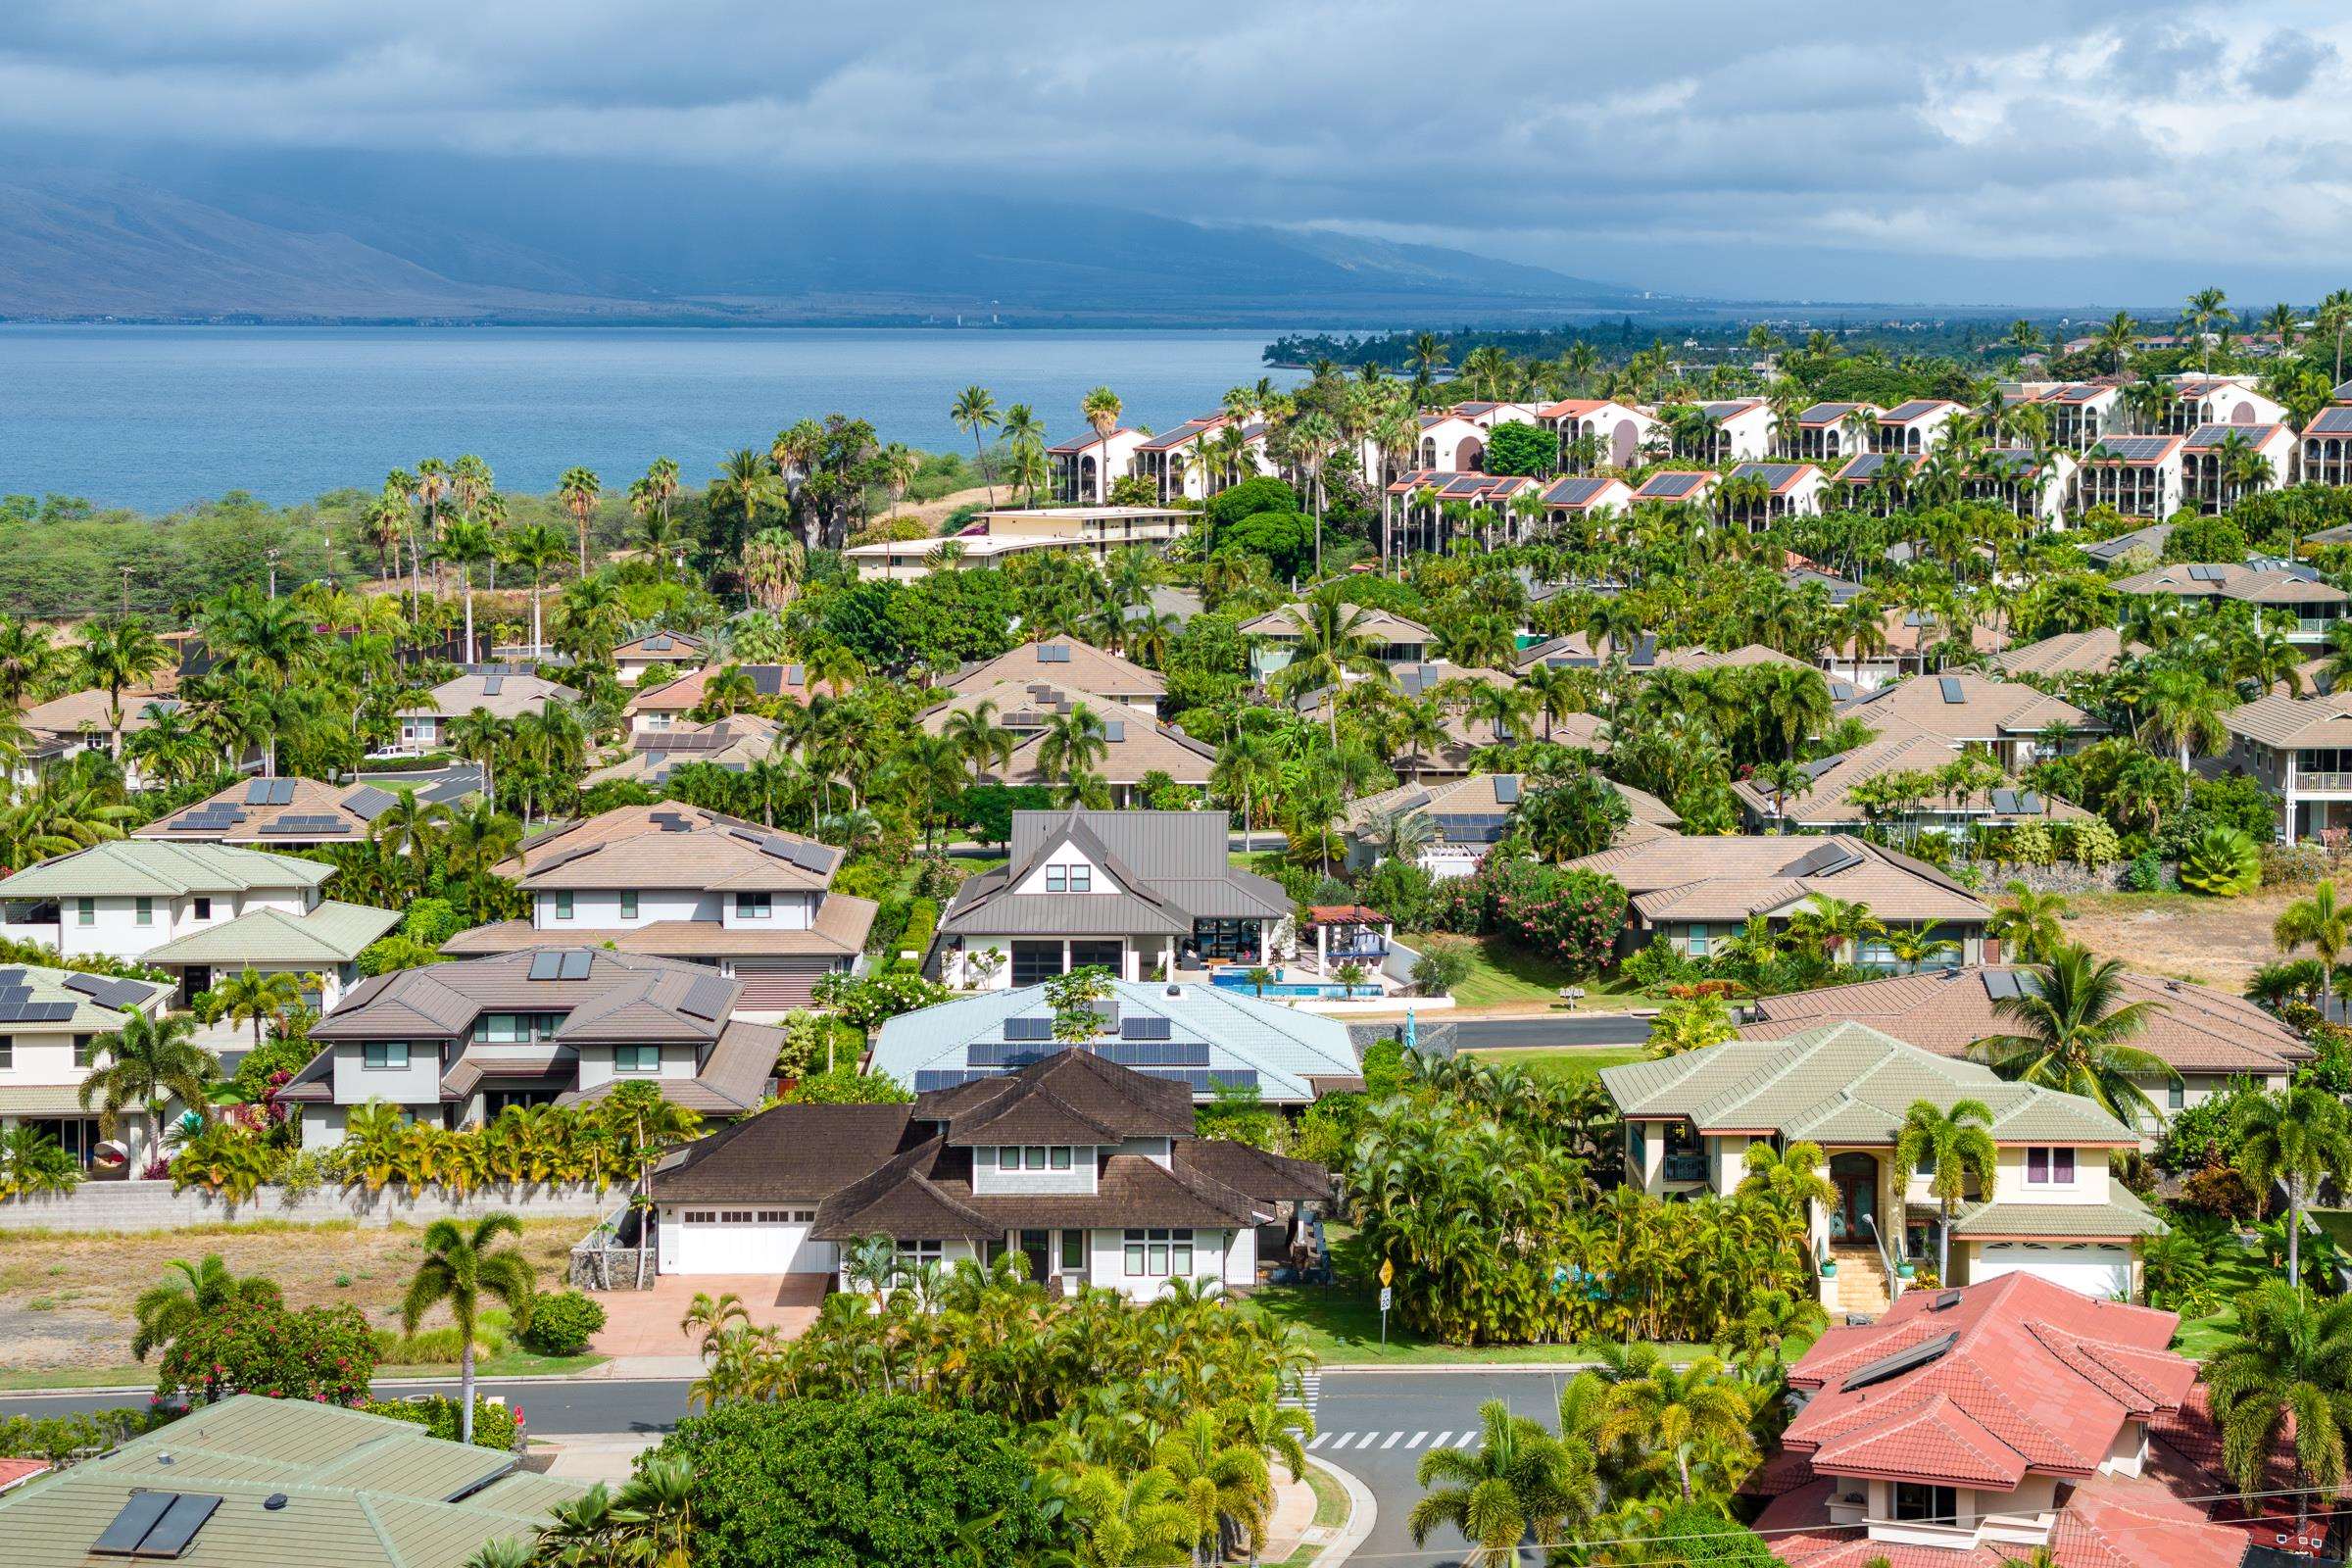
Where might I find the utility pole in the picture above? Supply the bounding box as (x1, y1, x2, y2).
(118, 565, 131, 616)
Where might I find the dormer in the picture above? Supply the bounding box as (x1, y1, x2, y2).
(969, 1142, 1100, 1196)
(1018, 837, 1122, 896)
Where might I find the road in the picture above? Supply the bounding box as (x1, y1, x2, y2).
(1438, 1015, 1648, 1050)
(1, 1367, 1578, 1566)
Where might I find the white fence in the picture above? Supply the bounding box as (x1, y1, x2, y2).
(0, 1180, 617, 1233)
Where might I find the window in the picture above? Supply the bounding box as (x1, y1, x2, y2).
(1627, 1122, 1645, 1168)
(974, 1146, 995, 1168)
(75, 898, 94, 927)
(73, 1035, 97, 1068)
(1023, 1146, 1047, 1170)
(1123, 1227, 1195, 1277)
(890, 1239, 943, 1285)
(620, 892, 638, 920)
(192, 897, 211, 920)
(1060, 1229, 1085, 1270)
(1685, 923, 1710, 956)
(473, 1013, 563, 1044)
(0, 1038, 11, 1070)
(363, 1042, 410, 1069)
(553, 892, 573, 920)
(1068, 864, 1092, 892)
(133, 897, 152, 927)
(1891, 1483, 1956, 1524)
(1050, 1146, 1072, 1171)
(2167, 1080, 2185, 1111)
(2026, 1146, 2076, 1186)
(613, 1045, 660, 1074)
(1045, 866, 1066, 893)
(736, 893, 771, 919)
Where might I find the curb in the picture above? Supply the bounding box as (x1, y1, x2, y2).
(1320, 1362, 1592, 1375)
(1307, 1455, 1376, 1566)
(0, 1367, 671, 1400)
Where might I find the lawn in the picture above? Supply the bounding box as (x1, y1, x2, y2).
(1458, 1045, 1652, 1084)
(1279, 1464, 1353, 1566)
(1401, 933, 1647, 1009)
(2169, 1239, 2273, 1360)
(0, 1348, 606, 1394)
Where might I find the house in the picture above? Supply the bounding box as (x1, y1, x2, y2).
(1413, 411, 1499, 471)
(2180, 422, 2293, 511)
(1792, 403, 1882, 464)
(1754, 1274, 2242, 1568)
(1732, 722, 2088, 837)
(1048, 426, 1150, 503)
(2030, 382, 2126, 452)
(2076, 435, 2183, 519)
(1989, 627, 2144, 678)
(866, 977, 1361, 1105)
(647, 1047, 1329, 1296)
(999, 709, 1218, 803)
(0, 1394, 585, 1568)
(2078, 520, 2174, 564)
(1723, 461, 1827, 526)
(1874, 398, 1968, 453)
(1824, 609, 2005, 692)
(582, 712, 787, 788)
(1741, 964, 2309, 1142)
(847, 506, 1193, 580)
(1838, 671, 2102, 769)
(1537, 474, 1634, 525)
(1130, 416, 1273, 503)
(135, 770, 486, 848)
(13, 688, 181, 786)
(1598, 1022, 2154, 1301)
(1828, 452, 1921, 514)
(2300, 404, 2352, 488)
(937, 809, 1293, 988)
(1785, 565, 1866, 605)
(1541, 398, 1658, 469)
(947, 640, 1165, 714)
(611, 628, 708, 685)
(1243, 603, 1434, 682)
(1628, 469, 1720, 508)
(1559, 835, 1994, 967)
(2112, 560, 2347, 647)
(393, 668, 579, 755)
(436, 805, 876, 1009)
(624, 662, 834, 736)
(1688, 398, 1774, 462)
(0, 962, 175, 1175)
(1381, 470, 1544, 557)
(1347, 770, 1679, 878)
(2221, 687, 2352, 840)
(0, 841, 392, 1010)
(2161, 373, 2287, 433)
(286, 947, 788, 1145)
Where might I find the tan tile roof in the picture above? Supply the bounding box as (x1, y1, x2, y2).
(399, 671, 579, 720)
(495, 804, 844, 893)
(1000, 711, 1218, 786)
(583, 714, 786, 787)
(137, 773, 484, 844)
(1240, 604, 1432, 642)
(1838, 670, 2097, 741)
(441, 896, 876, 958)
(2225, 688, 2352, 748)
(1829, 608, 2003, 662)
(949, 639, 1165, 701)
(1349, 770, 1679, 832)
(1732, 723, 2089, 828)
(623, 662, 842, 713)
(1989, 627, 2146, 676)
(1561, 833, 1991, 925)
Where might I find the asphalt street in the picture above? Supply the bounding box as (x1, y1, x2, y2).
(1438, 1014, 1649, 1050)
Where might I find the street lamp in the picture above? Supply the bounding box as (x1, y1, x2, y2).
(265, 548, 281, 600)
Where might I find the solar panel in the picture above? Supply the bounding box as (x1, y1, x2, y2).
(481, 673, 505, 696)
(1103, 720, 1126, 742)
(1121, 1015, 1173, 1041)
(1493, 775, 1521, 805)
(785, 842, 833, 873)
(2186, 564, 2223, 582)
(527, 952, 564, 981)
(678, 975, 732, 1022)
(1142, 1067, 1258, 1092)
(341, 787, 395, 823)
(645, 634, 672, 652)
(970, 1041, 1059, 1067)
(1782, 843, 1863, 878)
(914, 1069, 1001, 1091)
(1040, 644, 1071, 662)
(1004, 1016, 1054, 1042)
(1938, 676, 1965, 704)
(1981, 970, 2023, 1002)
(243, 780, 272, 806)
(92, 1493, 180, 1556)
(1101, 1039, 1210, 1066)
(558, 950, 592, 981)
(1839, 1330, 1958, 1392)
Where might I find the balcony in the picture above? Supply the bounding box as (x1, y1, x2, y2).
(2296, 772, 2352, 793)
(1663, 1152, 1710, 1184)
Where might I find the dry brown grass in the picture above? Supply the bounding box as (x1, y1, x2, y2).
(0, 1216, 585, 1372)
(2057, 889, 2293, 993)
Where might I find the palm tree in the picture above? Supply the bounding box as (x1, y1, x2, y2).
(1079, 386, 1124, 503)
(2205, 1281, 2352, 1527)
(2276, 879, 2352, 1017)
(434, 514, 497, 664)
(368, 785, 453, 862)
(132, 1254, 276, 1360)
(1892, 1099, 1998, 1283)
(448, 708, 510, 808)
(1595, 1352, 1758, 1501)
(1987, 881, 2070, 964)
(1155, 1407, 1276, 1564)
(1037, 704, 1109, 786)
(1407, 1397, 1591, 1568)
(556, 466, 601, 575)
(1211, 727, 1281, 853)
(502, 522, 570, 658)
(1271, 598, 1392, 756)
(207, 966, 303, 1052)
(75, 616, 172, 760)
(402, 1212, 539, 1444)
(77, 1009, 215, 1166)
(2234, 1087, 2352, 1286)
(1970, 945, 2175, 1126)
(2136, 668, 2230, 768)
(952, 385, 1001, 503)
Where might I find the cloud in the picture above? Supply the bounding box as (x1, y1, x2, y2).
(0, 0, 2347, 302)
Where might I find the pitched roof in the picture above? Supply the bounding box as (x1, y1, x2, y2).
(1989, 627, 2144, 676)
(2225, 688, 2352, 749)
(307, 948, 743, 1046)
(1561, 833, 1991, 926)
(1630, 469, 1716, 502)
(1727, 462, 1824, 493)
(582, 712, 787, 787)
(1731, 723, 2085, 828)
(139, 900, 401, 965)
(398, 670, 579, 720)
(0, 840, 333, 898)
(612, 629, 708, 660)
(493, 804, 845, 893)
(1837, 670, 2097, 741)
(623, 662, 839, 712)
(653, 1103, 914, 1202)
(941, 809, 1289, 937)
(1600, 1021, 2136, 1146)
(1240, 604, 1431, 642)
(997, 709, 1219, 787)
(1348, 770, 1679, 843)
(138, 771, 486, 844)
(1741, 963, 2310, 1075)
(949, 640, 1165, 700)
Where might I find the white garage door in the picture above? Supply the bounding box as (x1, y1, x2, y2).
(671, 1207, 835, 1274)
(1973, 1242, 2130, 1298)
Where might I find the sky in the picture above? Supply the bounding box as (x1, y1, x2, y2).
(3, 0, 2350, 308)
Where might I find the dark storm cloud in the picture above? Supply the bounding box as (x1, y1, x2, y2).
(0, 0, 2347, 302)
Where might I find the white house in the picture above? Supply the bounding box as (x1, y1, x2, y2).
(2076, 435, 2183, 519)
(0, 963, 177, 1177)
(1047, 427, 1150, 504)
(1540, 398, 1658, 470)
(2180, 420, 2294, 511)
(1873, 398, 1967, 453)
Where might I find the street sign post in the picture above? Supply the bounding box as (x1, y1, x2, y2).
(1378, 1259, 1394, 1345)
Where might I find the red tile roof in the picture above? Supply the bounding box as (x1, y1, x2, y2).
(0, 1457, 48, 1493)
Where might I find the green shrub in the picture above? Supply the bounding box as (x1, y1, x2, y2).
(518, 1290, 607, 1356)
(361, 1395, 522, 1450)
(2121, 850, 2167, 892)
(374, 1324, 506, 1364)
(893, 898, 940, 972)
(158, 1301, 376, 1406)
(1410, 940, 1472, 997)
(2177, 826, 2260, 897)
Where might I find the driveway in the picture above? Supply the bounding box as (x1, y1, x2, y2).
(592, 1274, 826, 1361)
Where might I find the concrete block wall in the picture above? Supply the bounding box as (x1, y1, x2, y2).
(0, 1180, 615, 1233)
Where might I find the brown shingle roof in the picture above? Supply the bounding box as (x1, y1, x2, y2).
(653, 1103, 915, 1203)
(918, 1047, 1196, 1145)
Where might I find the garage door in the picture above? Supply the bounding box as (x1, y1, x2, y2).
(729, 957, 833, 1011)
(1973, 1242, 2130, 1298)
(670, 1207, 835, 1274)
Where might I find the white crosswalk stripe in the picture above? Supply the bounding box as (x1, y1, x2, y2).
(1307, 1433, 1329, 1450)
(1407, 1430, 1429, 1448)
(1430, 1431, 1451, 1448)
(1304, 1430, 1480, 1453)
(1380, 1432, 1401, 1448)
(1453, 1431, 1477, 1447)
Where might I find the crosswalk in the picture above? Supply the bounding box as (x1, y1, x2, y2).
(1278, 1369, 1320, 1426)
(1306, 1429, 1482, 1452)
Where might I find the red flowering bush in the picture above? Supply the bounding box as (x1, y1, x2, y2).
(156, 1300, 377, 1407)
(1425, 855, 1627, 977)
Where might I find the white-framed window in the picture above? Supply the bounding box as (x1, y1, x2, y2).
(682, 1210, 713, 1223)
(613, 1044, 660, 1074)
(1051, 1146, 1073, 1170)
(75, 898, 94, 927)
(737, 893, 771, 919)
(1685, 922, 1710, 956)
(1123, 1227, 1195, 1277)
(554, 892, 573, 920)
(134, 897, 153, 927)
(364, 1042, 410, 1069)
(2167, 1080, 2185, 1111)
(2025, 1146, 2076, 1187)
(620, 892, 638, 920)
(73, 1035, 96, 1068)
(1045, 866, 1066, 893)
(891, 1239, 943, 1284)
(1068, 865, 1092, 892)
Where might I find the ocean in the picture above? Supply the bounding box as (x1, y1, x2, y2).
(0, 325, 1298, 514)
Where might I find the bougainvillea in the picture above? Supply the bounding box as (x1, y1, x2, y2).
(1426, 855, 1626, 976)
(156, 1300, 376, 1407)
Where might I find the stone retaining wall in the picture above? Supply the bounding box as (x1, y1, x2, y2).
(568, 1247, 656, 1291)
(0, 1180, 616, 1233)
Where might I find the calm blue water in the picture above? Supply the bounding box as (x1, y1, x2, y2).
(0, 325, 1297, 514)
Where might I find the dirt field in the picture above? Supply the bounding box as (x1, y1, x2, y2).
(0, 1216, 585, 1373)
(2058, 890, 2291, 992)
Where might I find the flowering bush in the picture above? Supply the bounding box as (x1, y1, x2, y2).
(1423, 857, 1627, 976)
(362, 1394, 523, 1450)
(156, 1300, 376, 1407)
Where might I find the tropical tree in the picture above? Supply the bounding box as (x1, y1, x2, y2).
(1595, 1352, 1760, 1501)
(75, 617, 173, 760)
(1407, 1397, 1592, 1568)
(77, 1009, 215, 1164)
(2204, 1282, 2352, 1528)
(131, 1254, 278, 1360)
(1969, 945, 2174, 1126)
(2276, 879, 2352, 1017)
(1987, 881, 2070, 964)
(503, 522, 570, 659)
(2233, 1087, 2352, 1286)
(206, 967, 304, 1052)
(1891, 1099, 1998, 1282)
(952, 385, 1001, 503)
(556, 466, 602, 574)
(401, 1212, 539, 1443)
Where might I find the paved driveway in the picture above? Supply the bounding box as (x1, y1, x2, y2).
(593, 1274, 826, 1359)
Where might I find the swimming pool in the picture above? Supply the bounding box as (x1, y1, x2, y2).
(1208, 974, 1384, 1000)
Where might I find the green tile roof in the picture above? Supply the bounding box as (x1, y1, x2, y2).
(1949, 1184, 2168, 1239)
(0, 841, 333, 898)
(140, 901, 400, 966)
(1599, 1021, 2137, 1147)
(0, 1395, 579, 1568)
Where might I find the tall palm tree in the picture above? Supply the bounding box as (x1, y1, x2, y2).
(1037, 704, 1109, 786)
(952, 385, 1001, 503)
(1407, 1397, 1592, 1568)
(2205, 1281, 2352, 1527)
(402, 1212, 539, 1444)
(1079, 386, 1124, 503)
(1211, 727, 1281, 853)
(75, 616, 172, 760)
(1892, 1099, 1998, 1283)
(556, 466, 602, 575)
(1270, 598, 1393, 756)
(1595, 1352, 1758, 1501)
(2276, 879, 2352, 1017)
(368, 785, 453, 862)
(206, 967, 303, 1052)
(76, 1009, 215, 1165)
(2234, 1087, 2352, 1286)
(502, 522, 570, 658)
(436, 514, 497, 663)
(2136, 668, 2230, 768)
(1970, 945, 2175, 1126)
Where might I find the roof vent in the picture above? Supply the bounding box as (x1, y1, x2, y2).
(1931, 1290, 1963, 1312)
(1165, 984, 1183, 998)
(264, 1494, 288, 1512)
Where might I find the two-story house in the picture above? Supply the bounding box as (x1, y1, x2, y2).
(2026, 382, 2125, 452)
(1628, 469, 1720, 509)
(1755, 1273, 2239, 1568)
(946, 640, 1166, 716)
(1837, 671, 2103, 770)
(1723, 461, 1827, 525)
(583, 713, 786, 789)
(134, 771, 485, 849)
(1540, 397, 1657, 470)
(284, 947, 787, 1146)
(2180, 421, 2295, 510)
(2077, 435, 2184, 518)
(1538, 474, 1634, 526)
(1241, 604, 1434, 683)
(1600, 1022, 2157, 1307)
(938, 809, 1293, 987)
(624, 662, 835, 738)
(1873, 398, 1967, 453)
(1346, 770, 1680, 879)
(2220, 687, 2352, 841)
(1792, 403, 1881, 464)
(649, 1046, 1328, 1297)
(0, 963, 174, 1175)
(0, 841, 395, 1010)
(1730, 721, 2091, 838)
(392, 669, 580, 755)
(1048, 426, 1149, 503)
(437, 805, 876, 1011)
(1380, 470, 1544, 558)
(611, 629, 709, 686)
(2300, 404, 2352, 487)
(2113, 560, 2348, 650)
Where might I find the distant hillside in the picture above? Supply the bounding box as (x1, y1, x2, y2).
(0, 159, 1659, 326)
